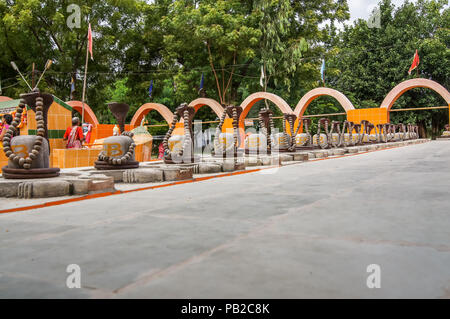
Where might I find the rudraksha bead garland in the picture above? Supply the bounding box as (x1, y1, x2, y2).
(2, 94, 45, 169)
(163, 114, 179, 159)
(181, 109, 192, 157)
(359, 120, 368, 144)
(258, 112, 268, 149)
(98, 131, 136, 165)
(232, 107, 239, 154)
(162, 109, 192, 160)
(302, 119, 312, 146)
(281, 114, 296, 151)
(376, 124, 387, 143)
(268, 112, 275, 151)
(354, 124, 362, 145)
(330, 121, 342, 147)
(316, 118, 330, 149)
(258, 111, 274, 151)
(341, 121, 352, 147)
(213, 111, 227, 154)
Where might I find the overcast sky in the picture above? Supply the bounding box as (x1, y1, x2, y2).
(347, 0, 415, 23)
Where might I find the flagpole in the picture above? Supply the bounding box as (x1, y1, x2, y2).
(81, 33, 89, 124)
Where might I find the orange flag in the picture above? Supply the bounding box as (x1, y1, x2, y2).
(408, 50, 419, 75)
(88, 23, 93, 60)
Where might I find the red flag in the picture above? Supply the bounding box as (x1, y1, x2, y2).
(88, 23, 93, 60)
(408, 50, 419, 75)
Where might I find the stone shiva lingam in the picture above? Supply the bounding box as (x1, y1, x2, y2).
(313, 118, 332, 149)
(376, 123, 388, 143)
(295, 118, 316, 150)
(272, 113, 297, 152)
(329, 120, 343, 148)
(339, 121, 356, 147)
(213, 105, 244, 158)
(244, 108, 275, 155)
(95, 102, 139, 170)
(163, 103, 200, 164)
(2, 89, 60, 179)
(360, 120, 377, 144)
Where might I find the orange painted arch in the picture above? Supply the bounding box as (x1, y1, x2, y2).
(239, 92, 293, 122)
(130, 103, 174, 127)
(66, 100, 100, 126)
(0, 96, 13, 102)
(380, 78, 450, 110)
(188, 98, 224, 119)
(293, 87, 355, 118)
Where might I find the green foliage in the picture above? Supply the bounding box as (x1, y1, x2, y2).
(0, 0, 446, 137)
(327, 0, 449, 136)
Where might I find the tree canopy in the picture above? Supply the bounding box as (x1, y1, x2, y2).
(0, 0, 448, 134)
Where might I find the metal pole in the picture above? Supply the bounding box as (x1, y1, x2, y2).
(31, 63, 35, 88)
(81, 36, 89, 124)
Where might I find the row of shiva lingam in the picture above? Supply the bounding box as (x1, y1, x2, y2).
(0, 91, 421, 180)
(163, 104, 421, 163)
(1, 90, 138, 179)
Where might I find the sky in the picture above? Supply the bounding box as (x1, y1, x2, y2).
(347, 0, 416, 23)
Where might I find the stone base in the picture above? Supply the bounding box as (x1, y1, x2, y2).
(163, 155, 201, 165)
(245, 149, 271, 156)
(1, 167, 60, 179)
(296, 146, 317, 151)
(212, 148, 245, 158)
(94, 160, 139, 170)
(162, 166, 193, 181)
(123, 168, 164, 183)
(332, 149, 346, 156)
(0, 174, 114, 198)
(222, 160, 245, 172)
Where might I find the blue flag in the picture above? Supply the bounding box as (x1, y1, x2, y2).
(148, 80, 153, 98)
(320, 59, 326, 83)
(200, 73, 204, 90)
(70, 77, 75, 99)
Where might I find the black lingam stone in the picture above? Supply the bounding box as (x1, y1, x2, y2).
(213, 105, 244, 158)
(296, 118, 317, 151)
(244, 109, 274, 155)
(271, 113, 297, 153)
(95, 102, 139, 170)
(163, 103, 200, 164)
(108, 102, 129, 134)
(2, 89, 60, 179)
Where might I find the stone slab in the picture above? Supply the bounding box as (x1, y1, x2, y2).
(123, 168, 164, 183)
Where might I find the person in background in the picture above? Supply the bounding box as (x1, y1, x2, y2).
(113, 124, 120, 136)
(82, 122, 93, 144)
(158, 142, 164, 159)
(0, 114, 13, 146)
(63, 117, 84, 149)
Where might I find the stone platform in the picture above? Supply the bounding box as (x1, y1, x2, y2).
(0, 174, 114, 199)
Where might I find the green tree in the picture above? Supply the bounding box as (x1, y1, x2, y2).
(328, 0, 449, 137)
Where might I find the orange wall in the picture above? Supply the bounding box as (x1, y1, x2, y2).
(53, 149, 102, 168)
(93, 124, 133, 141)
(347, 108, 389, 127)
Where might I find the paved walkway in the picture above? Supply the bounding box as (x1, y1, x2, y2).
(1, 141, 449, 298)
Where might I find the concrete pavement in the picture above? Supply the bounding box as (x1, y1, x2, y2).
(0, 140, 449, 298)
